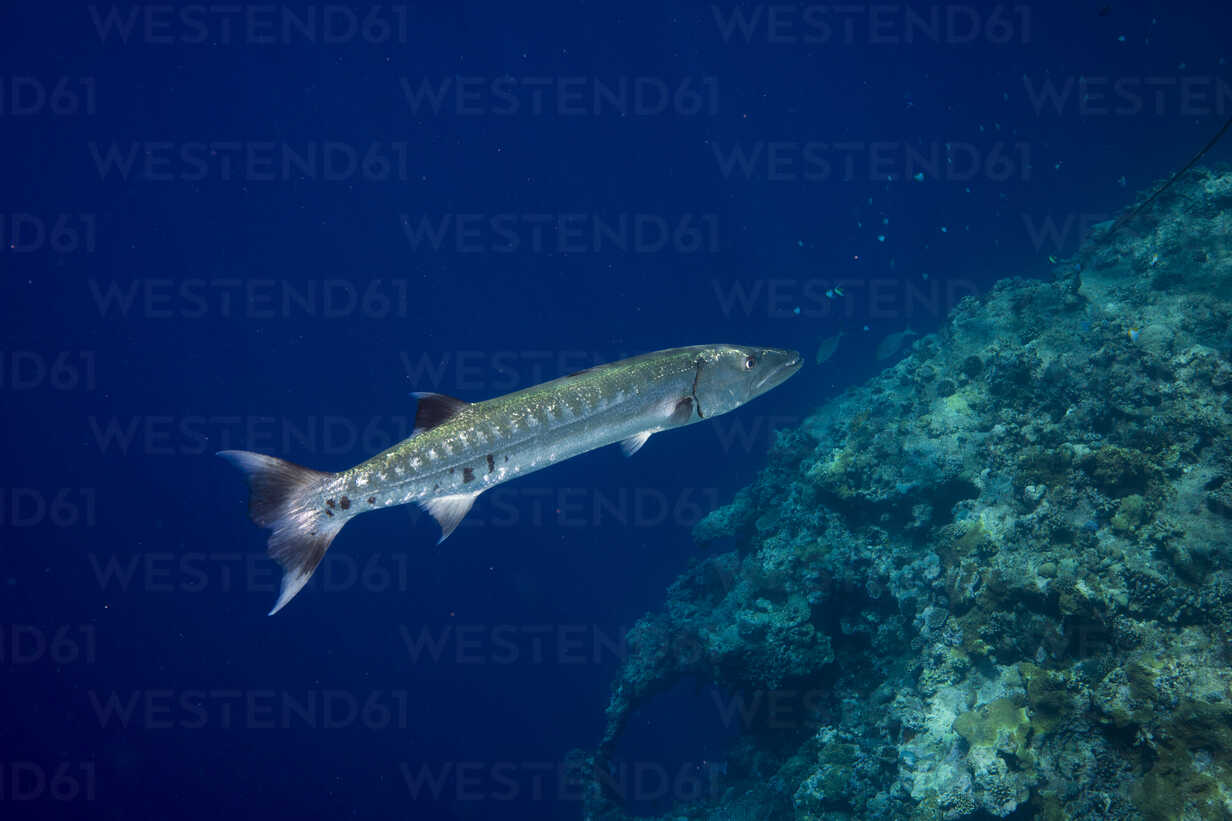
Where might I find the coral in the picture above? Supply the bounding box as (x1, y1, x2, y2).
(575, 168, 1232, 820)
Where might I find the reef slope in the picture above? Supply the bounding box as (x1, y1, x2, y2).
(578, 168, 1232, 820)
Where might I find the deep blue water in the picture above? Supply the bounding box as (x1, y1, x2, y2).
(2, 2, 1230, 818)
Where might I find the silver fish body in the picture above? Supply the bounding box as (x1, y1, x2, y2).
(221, 344, 801, 613)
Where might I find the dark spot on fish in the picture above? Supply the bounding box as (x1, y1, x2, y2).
(433, 483, 440, 491)
(504, 454, 509, 462)
(325, 509, 334, 517)
(367, 496, 375, 505)
(486, 454, 495, 473)
(340, 496, 351, 510)
(463, 467, 475, 483)
(326, 499, 335, 508)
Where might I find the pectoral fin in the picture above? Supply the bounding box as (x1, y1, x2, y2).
(620, 432, 652, 456)
(668, 397, 694, 425)
(421, 492, 479, 543)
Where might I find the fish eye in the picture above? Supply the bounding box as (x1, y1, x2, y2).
(744, 355, 757, 370)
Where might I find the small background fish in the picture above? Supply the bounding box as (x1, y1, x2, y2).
(815, 331, 844, 364)
(876, 328, 919, 360)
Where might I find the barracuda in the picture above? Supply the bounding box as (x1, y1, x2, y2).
(220, 344, 802, 614)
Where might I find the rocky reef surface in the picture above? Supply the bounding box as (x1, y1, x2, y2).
(576, 168, 1232, 820)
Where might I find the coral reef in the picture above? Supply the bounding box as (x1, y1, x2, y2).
(576, 168, 1232, 820)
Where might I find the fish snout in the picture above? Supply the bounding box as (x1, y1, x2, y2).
(752, 348, 803, 394)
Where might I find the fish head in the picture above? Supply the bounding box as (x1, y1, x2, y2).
(692, 344, 802, 416)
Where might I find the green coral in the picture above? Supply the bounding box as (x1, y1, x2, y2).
(1017, 445, 1074, 489)
(1134, 700, 1232, 820)
(1019, 663, 1075, 735)
(953, 697, 1033, 762)
(1077, 445, 1159, 497)
(1110, 493, 1153, 532)
(953, 520, 994, 557)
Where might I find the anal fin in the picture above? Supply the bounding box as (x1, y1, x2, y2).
(421, 492, 479, 543)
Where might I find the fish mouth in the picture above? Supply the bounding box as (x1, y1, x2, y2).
(752, 349, 803, 394)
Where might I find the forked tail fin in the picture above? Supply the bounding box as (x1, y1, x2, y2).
(218, 450, 345, 615)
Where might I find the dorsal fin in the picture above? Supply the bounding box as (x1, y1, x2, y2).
(411, 391, 470, 434)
